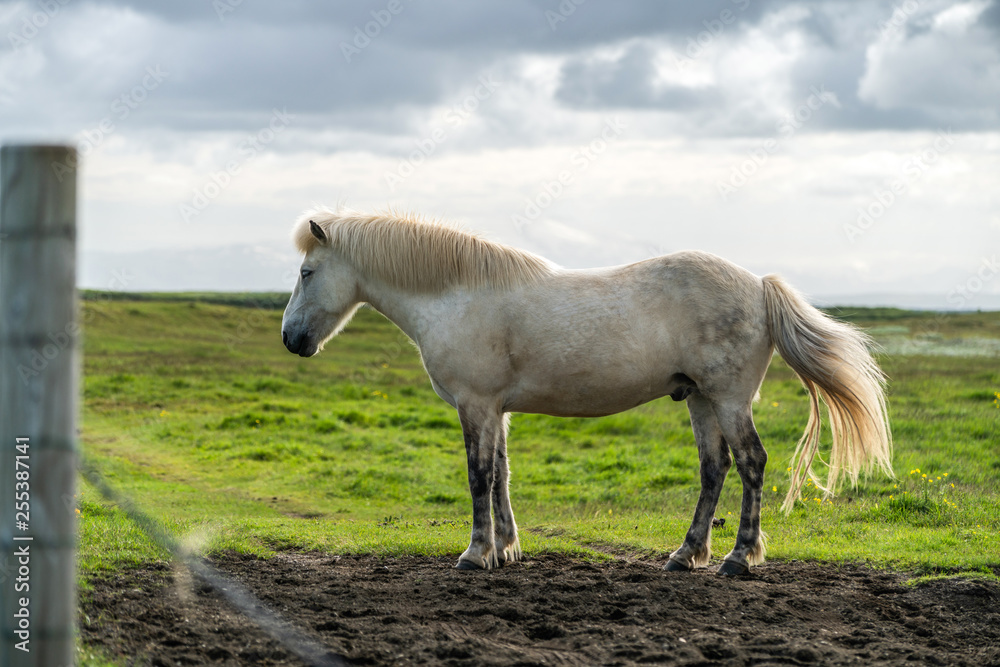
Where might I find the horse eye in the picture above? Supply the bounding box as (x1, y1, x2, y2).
(301, 268, 313, 279)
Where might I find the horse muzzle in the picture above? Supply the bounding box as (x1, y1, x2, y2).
(281, 329, 316, 357)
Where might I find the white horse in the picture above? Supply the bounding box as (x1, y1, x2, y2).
(281, 207, 892, 576)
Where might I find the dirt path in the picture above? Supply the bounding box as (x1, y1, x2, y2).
(81, 552, 1000, 666)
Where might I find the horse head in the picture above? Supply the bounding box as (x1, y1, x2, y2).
(281, 218, 361, 357)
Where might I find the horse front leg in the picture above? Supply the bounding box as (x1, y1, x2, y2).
(456, 406, 501, 570)
(491, 414, 521, 565)
(667, 394, 731, 571)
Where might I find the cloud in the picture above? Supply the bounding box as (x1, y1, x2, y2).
(857, 0, 1000, 126)
(81, 244, 298, 292)
(92, 0, 775, 50)
(551, 6, 837, 135)
(3, 0, 997, 143)
(3, 0, 998, 305)
(555, 42, 717, 110)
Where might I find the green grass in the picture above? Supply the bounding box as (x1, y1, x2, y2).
(905, 569, 1000, 587)
(81, 289, 289, 309)
(77, 298, 1000, 577)
(75, 643, 121, 667)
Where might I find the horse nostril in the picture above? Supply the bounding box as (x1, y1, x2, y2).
(282, 330, 303, 354)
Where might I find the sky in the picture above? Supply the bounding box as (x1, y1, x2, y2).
(1, 0, 999, 308)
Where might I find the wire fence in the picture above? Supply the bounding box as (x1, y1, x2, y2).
(80, 459, 346, 667)
(1, 143, 344, 666)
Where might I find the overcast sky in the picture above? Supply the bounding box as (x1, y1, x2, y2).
(2, 0, 998, 308)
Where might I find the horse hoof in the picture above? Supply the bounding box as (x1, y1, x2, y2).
(664, 558, 692, 572)
(717, 560, 750, 577)
(455, 559, 482, 571)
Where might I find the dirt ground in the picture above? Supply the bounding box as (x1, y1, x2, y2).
(81, 551, 1000, 666)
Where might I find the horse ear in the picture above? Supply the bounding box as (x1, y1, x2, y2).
(309, 220, 327, 244)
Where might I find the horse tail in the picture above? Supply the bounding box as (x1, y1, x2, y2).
(761, 274, 893, 514)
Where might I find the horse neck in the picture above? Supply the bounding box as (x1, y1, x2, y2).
(357, 275, 443, 347)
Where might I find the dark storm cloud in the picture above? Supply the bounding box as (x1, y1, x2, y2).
(780, 35, 950, 133)
(102, 0, 774, 50)
(978, 0, 1000, 29)
(555, 42, 718, 110)
(566, 2, 994, 128)
(2, 0, 997, 139)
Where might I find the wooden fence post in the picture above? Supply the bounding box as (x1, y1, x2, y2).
(0, 144, 79, 667)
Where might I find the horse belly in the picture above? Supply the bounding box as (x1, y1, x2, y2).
(506, 360, 676, 417)
(502, 296, 683, 416)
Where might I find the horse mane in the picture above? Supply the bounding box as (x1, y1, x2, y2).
(292, 207, 557, 292)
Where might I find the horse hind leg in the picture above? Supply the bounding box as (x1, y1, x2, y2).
(714, 402, 768, 576)
(491, 414, 521, 565)
(666, 394, 732, 572)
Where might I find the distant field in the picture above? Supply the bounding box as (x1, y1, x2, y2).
(77, 293, 1000, 578)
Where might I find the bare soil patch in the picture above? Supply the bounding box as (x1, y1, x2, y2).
(81, 552, 1000, 666)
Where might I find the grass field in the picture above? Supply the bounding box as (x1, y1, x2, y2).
(77, 294, 1000, 581)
